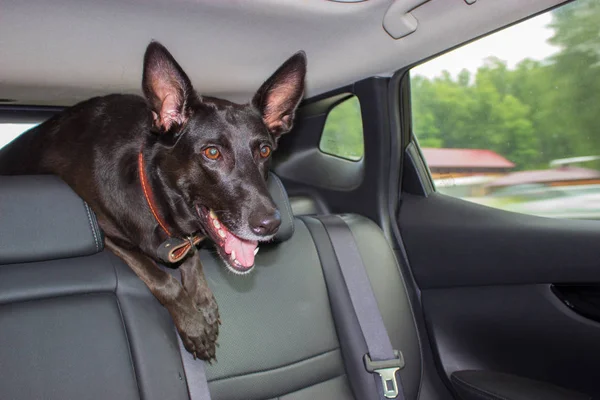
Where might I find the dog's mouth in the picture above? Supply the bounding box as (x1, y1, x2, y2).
(196, 206, 258, 274)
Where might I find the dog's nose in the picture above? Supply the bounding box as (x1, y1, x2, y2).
(250, 210, 281, 236)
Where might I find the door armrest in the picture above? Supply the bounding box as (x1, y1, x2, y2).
(451, 370, 591, 400)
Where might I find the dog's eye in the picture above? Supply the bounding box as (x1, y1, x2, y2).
(203, 147, 221, 160)
(259, 145, 272, 159)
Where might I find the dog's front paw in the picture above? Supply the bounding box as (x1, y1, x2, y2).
(193, 289, 221, 327)
(178, 320, 218, 362)
(173, 300, 221, 362)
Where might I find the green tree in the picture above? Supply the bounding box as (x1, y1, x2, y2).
(411, 0, 600, 171)
(412, 58, 537, 169)
(548, 0, 600, 162)
(320, 96, 364, 160)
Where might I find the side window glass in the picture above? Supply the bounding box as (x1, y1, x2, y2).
(410, 0, 600, 220)
(0, 123, 37, 150)
(319, 95, 364, 161)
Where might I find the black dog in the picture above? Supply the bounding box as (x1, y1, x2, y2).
(0, 42, 306, 361)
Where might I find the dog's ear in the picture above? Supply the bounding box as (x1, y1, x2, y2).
(142, 41, 194, 132)
(252, 51, 307, 139)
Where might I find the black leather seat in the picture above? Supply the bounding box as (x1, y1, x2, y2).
(0, 175, 190, 400)
(0, 174, 422, 399)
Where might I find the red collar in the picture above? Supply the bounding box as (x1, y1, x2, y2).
(138, 151, 204, 263)
(138, 151, 173, 237)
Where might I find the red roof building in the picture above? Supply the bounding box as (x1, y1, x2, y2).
(421, 148, 515, 177)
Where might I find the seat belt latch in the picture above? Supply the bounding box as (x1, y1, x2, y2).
(363, 350, 405, 399)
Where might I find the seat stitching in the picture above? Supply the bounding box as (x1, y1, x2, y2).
(115, 296, 143, 399)
(83, 201, 100, 252)
(451, 374, 510, 400)
(277, 373, 347, 399)
(272, 174, 295, 237)
(208, 347, 340, 384)
(109, 253, 143, 399)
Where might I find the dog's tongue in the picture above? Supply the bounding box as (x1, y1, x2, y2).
(224, 232, 258, 268)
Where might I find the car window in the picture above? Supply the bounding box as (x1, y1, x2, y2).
(0, 123, 37, 150)
(410, 0, 600, 220)
(319, 95, 364, 161)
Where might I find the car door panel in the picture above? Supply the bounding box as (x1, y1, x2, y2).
(422, 284, 600, 397)
(398, 189, 600, 398)
(400, 192, 600, 289)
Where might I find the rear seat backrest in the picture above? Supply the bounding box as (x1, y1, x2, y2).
(303, 214, 423, 400)
(0, 174, 422, 400)
(0, 175, 190, 400)
(201, 175, 422, 400)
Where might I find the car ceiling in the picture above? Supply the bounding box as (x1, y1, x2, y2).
(0, 0, 567, 106)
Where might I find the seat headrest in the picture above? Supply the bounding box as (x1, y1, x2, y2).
(0, 173, 292, 265)
(0, 175, 104, 265)
(267, 172, 294, 242)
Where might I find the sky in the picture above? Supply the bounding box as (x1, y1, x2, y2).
(413, 12, 559, 79)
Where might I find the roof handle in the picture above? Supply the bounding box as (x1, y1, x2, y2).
(382, 0, 431, 40)
(383, 0, 476, 40)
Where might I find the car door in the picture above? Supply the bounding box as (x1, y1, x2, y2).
(396, 1, 600, 397)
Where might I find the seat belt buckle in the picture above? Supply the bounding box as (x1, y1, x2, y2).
(363, 350, 405, 399)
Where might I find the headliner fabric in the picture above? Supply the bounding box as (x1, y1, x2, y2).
(0, 0, 566, 106)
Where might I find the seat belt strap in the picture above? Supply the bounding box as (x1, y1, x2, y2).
(319, 215, 406, 400)
(161, 264, 212, 400)
(177, 334, 213, 400)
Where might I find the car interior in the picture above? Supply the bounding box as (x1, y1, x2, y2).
(1, 0, 599, 399)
